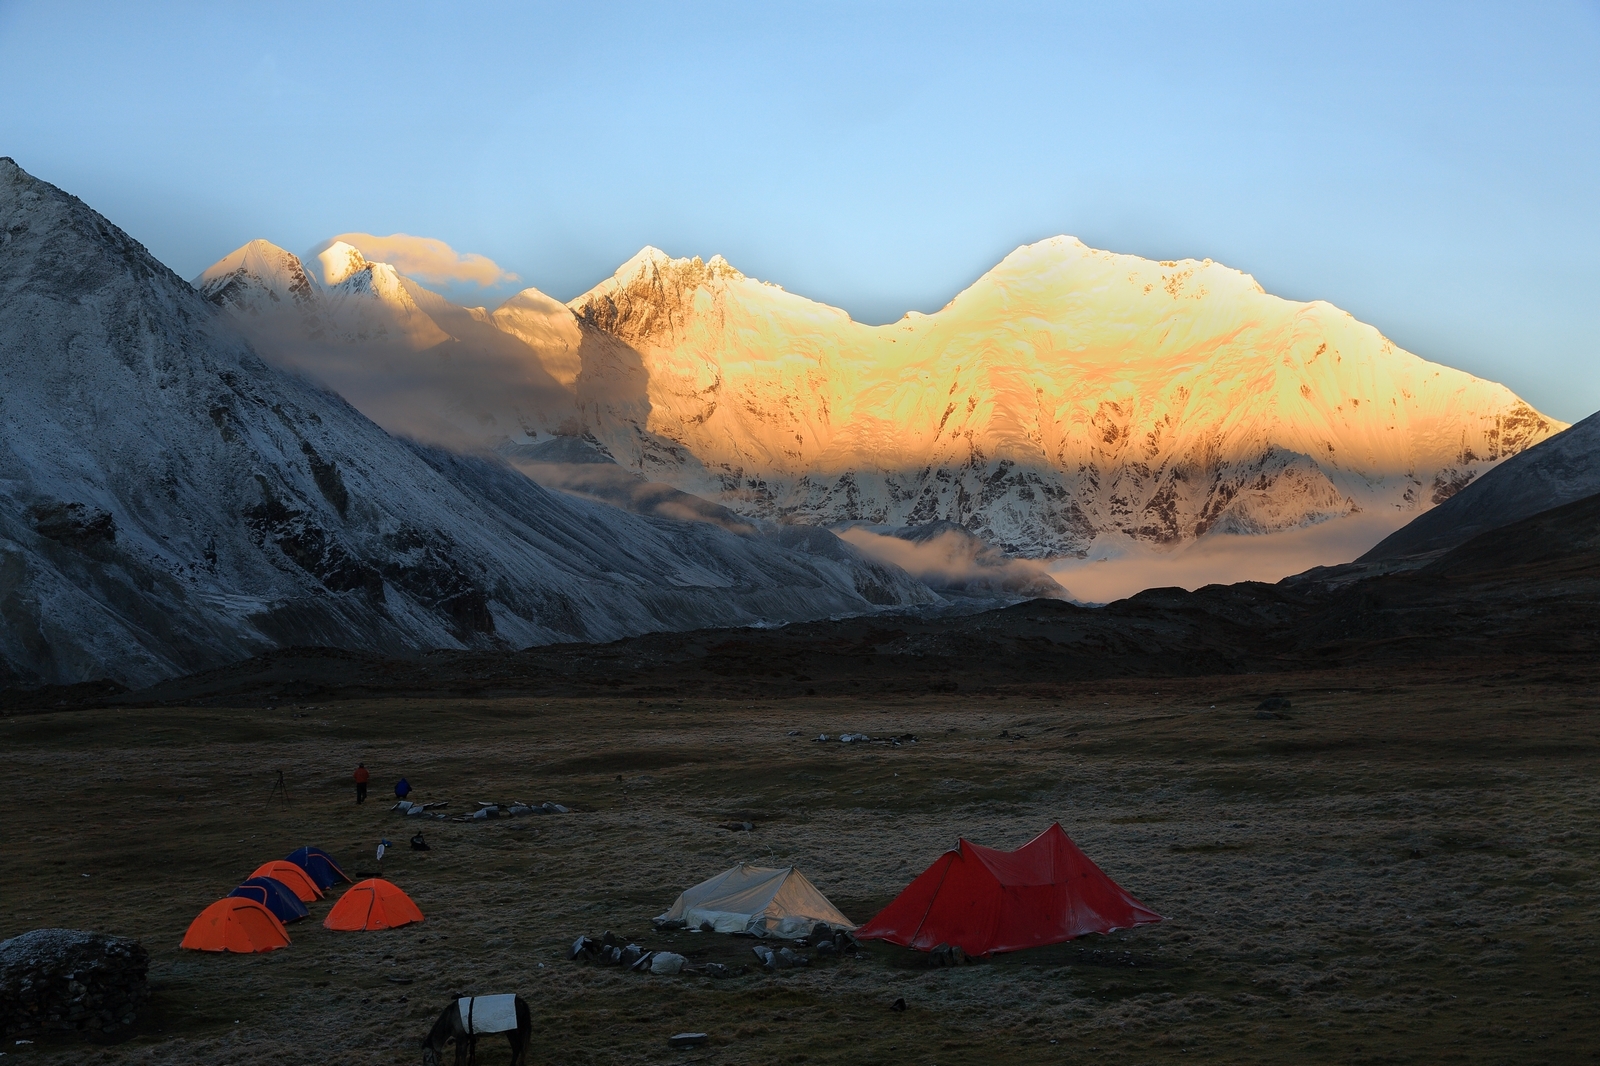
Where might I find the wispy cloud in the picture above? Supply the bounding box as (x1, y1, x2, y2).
(1044, 512, 1411, 604)
(319, 232, 518, 287)
(837, 526, 1066, 600)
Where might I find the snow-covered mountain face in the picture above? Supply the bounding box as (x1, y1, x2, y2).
(202, 237, 1563, 563)
(567, 242, 1564, 557)
(197, 238, 574, 450)
(0, 159, 937, 688)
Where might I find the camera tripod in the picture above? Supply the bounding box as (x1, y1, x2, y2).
(270, 769, 289, 804)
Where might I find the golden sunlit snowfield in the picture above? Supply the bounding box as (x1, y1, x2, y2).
(3, 667, 1598, 1065)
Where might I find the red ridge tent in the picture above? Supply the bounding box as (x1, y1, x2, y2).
(856, 823, 1162, 955)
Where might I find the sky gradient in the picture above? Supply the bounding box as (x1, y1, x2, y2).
(2, 1, 1597, 421)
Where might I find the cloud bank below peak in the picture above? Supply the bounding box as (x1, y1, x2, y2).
(308, 232, 519, 289)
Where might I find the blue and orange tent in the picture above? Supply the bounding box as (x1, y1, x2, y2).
(286, 846, 352, 891)
(229, 876, 311, 923)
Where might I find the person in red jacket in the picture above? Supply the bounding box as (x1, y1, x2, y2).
(354, 762, 370, 804)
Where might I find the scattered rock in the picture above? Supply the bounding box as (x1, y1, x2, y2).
(812, 732, 918, 746)
(701, 963, 748, 979)
(718, 821, 755, 832)
(668, 1032, 707, 1048)
(776, 947, 808, 968)
(890, 997, 906, 1012)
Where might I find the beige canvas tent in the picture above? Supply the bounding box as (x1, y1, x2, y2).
(654, 863, 855, 938)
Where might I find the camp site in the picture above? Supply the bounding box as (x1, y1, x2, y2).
(2, 679, 1596, 1065)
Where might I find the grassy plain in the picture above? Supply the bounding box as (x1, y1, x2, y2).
(2, 664, 1597, 1065)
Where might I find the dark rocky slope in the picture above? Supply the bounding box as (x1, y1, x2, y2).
(1361, 409, 1600, 562)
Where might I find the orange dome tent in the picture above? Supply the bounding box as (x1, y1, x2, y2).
(323, 878, 424, 931)
(180, 898, 291, 953)
(249, 860, 323, 902)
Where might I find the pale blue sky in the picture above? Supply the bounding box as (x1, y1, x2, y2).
(2, 1, 1597, 420)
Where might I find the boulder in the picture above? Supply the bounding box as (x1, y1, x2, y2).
(650, 952, 686, 975)
(0, 929, 148, 1041)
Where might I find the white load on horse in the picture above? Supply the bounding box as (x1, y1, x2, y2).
(459, 995, 518, 1034)
(421, 993, 530, 1065)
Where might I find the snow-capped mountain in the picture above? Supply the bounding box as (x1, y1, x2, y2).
(0, 159, 936, 688)
(565, 242, 1563, 556)
(200, 232, 1562, 566)
(196, 238, 575, 450)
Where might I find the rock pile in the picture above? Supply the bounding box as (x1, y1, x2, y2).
(394, 799, 571, 821)
(812, 732, 918, 746)
(0, 929, 148, 1041)
(568, 932, 686, 975)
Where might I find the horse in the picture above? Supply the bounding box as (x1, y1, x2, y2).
(420, 995, 531, 1065)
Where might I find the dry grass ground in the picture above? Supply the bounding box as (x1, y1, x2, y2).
(3, 664, 1598, 1065)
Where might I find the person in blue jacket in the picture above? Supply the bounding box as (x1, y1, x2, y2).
(395, 777, 411, 800)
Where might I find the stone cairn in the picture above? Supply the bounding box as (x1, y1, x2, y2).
(0, 929, 148, 1041)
